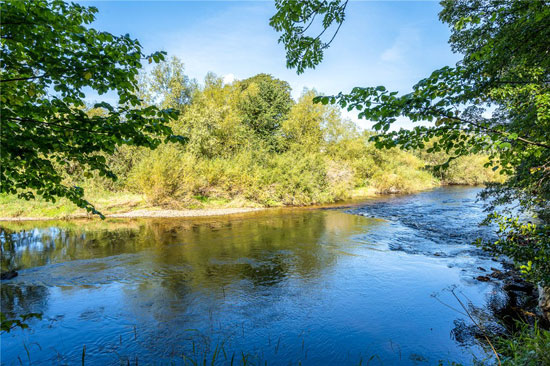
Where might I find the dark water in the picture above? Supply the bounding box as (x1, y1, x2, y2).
(1, 187, 501, 365)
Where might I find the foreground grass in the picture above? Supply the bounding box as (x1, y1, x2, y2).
(494, 322, 550, 366)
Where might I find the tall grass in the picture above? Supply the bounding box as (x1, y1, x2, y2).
(494, 321, 550, 366)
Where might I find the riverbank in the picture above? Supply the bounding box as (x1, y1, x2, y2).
(0, 192, 266, 221)
(0, 185, 485, 222)
(0, 207, 266, 221)
(0, 187, 380, 221)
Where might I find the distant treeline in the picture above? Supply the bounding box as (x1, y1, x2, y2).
(63, 57, 503, 208)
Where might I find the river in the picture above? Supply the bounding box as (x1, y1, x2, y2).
(1, 187, 502, 365)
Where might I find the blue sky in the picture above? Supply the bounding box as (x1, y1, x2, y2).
(83, 1, 460, 129)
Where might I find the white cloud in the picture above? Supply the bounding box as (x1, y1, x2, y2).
(161, 4, 284, 84)
(222, 73, 235, 84)
(380, 46, 401, 63)
(380, 28, 420, 64)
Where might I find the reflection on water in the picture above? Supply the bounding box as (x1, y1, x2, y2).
(1, 187, 499, 365)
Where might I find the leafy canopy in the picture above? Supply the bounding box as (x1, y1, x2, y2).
(0, 0, 182, 217)
(270, 0, 349, 74)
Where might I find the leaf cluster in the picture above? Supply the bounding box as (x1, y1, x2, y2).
(0, 312, 42, 333)
(269, 0, 348, 74)
(478, 213, 550, 286)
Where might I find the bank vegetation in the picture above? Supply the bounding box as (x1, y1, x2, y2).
(0, 59, 504, 219)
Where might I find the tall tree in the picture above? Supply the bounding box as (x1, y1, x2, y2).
(282, 90, 328, 152)
(0, 0, 182, 217)
(237, 74, 293, 149)
(147, 56, 197, 111)
(270, 0, 550, 296)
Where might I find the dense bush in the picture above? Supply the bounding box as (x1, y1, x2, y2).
(50, 59, 504, 209)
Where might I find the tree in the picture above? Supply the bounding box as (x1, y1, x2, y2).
(237, 74, 293, 149)
(176, 73, 247, 158)
(270, 0, 550, 291)
(147, 56, 197, 111)
(281, 90, 325, 152)
(0, 0, 182, 217)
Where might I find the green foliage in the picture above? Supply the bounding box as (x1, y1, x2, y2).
(323, 125, 439, 193)
(257, 151, 333, 205)
(1, 44, 499, 216)
(147, 56, 197, 111)
(478, 213, 550, 286)
(125, 76, 473, 208)
(1, 0, 500, 218)
(129, 144, 189, 206)
(175, 74, 248, 158)
(130, 147, 344, 208)
(494, 321, 550, 366)
(0, 0, 181, 217)
(415, 140, 505, 185)
(1, 312, 42, 333)
(281, 90, 325, 151)
(365, 148, 437, 194)
(237, 74, 294, 149)
(442, 155, 503, 185)
(270, 0, 349, 74)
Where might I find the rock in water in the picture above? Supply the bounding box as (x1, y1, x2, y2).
(1, 270, 18, 280)
(490, 269, 505, 279)
(504, 280, 534, 293)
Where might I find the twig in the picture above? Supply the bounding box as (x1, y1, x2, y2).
(450, 288, 501, 366)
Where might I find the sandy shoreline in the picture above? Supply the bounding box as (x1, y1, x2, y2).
(0, 207, 265, 222)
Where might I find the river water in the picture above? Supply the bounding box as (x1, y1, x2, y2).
(1, 187, 502, 365)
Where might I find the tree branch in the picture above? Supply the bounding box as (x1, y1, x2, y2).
(442, 112, 550, 149)
(8, 117, 111, 135)
(0, 74, 47, 83)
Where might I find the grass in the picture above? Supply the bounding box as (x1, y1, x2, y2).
(0, 191, 147, 219)
(493, 321, 550, 366)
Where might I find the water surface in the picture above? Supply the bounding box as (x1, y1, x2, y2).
(1, 187, 499, 365)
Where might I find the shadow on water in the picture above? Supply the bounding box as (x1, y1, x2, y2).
(0, 187, 509, 365)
